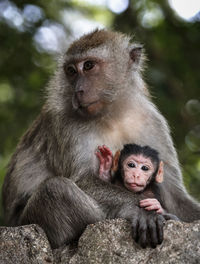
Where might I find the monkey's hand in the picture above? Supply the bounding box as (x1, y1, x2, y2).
(116, 200, 165, 248)
(139, 198, 164, 214)
(96, 145, 113, 182)
(131, 208, 165, 248)
(139, 199, 180, 222)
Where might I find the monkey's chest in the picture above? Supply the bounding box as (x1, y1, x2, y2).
(99, 115, 145, 151)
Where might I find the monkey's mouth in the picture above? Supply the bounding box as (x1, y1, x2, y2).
(72, 95, 99, 110)
(129, 183, 138, 187)
(128, 183, 142, 188)
(72, 95, 103, 116)
(125, 182, 144, 192)
(78, 100, 103, 116)
(79, 100, 99, 109)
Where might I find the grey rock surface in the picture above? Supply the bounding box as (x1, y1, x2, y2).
(0, 224, 53, 264)
(68, 219, 200, 264)
(0, 219, 200, 264)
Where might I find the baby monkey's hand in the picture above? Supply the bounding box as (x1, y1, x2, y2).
(96, 145, 113, 182)
(140, 198, 165, 214)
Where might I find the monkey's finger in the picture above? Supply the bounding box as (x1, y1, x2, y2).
(97, 145, 104, 151)
(140, 199, 159, 207)
(106, 155, 112, 166)
(138, 216, 148, 248)
(98, 146, 105, 155)
(141, 198, 157, 202)
(102, 145, 113, 156)
(140, 201, 154, 207)
(156, 214, 165, 244)
(99, 146, 110, 158)
(143, 205, 160, 211)
(140, 200, 161, 209)
(131, 216, 139, 242)
(95, 151, 102, 160)
(140, 199, 156, 205)
(140, 198, 157, 204)
(95, 151, 104, 165)
(148, 216, 158, 248)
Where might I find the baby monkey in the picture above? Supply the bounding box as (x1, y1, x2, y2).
(96, 144, 175, 216)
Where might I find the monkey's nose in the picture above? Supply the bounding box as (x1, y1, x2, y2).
(76, 90, 84, 96)
(75, 91, 84, 103)
(133, 174, 140, 180)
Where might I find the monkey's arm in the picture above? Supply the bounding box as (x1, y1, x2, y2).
(3, 147, 105, 249)
(77, 174, 165, 248)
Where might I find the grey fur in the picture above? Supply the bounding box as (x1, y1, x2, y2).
(2, 29, 200, 249)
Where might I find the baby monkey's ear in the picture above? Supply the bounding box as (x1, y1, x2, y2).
(156, 161, 164, 183)
(111, 150, 121, 174)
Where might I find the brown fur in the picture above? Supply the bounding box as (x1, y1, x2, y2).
(67, 29, 126, 55)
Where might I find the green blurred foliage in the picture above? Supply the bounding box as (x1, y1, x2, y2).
(0, 0, 199, 224)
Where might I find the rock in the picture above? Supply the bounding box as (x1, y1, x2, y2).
(0, 220, 200, 264)
(0, 224, 53, 264)
(68, 219, 200, 264)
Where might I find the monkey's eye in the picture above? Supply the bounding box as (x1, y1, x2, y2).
(83, 61, 94, 71)
(141, 165, 149, 171)
(65, 65, 77, 76)
(128, 162, 135, 168)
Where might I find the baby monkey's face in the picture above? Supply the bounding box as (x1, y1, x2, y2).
(122, 154, 156, 192)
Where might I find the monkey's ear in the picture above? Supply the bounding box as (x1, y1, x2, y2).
(111, 150, 121, 174)
(129, 46, 143, 64)
(155, 161, 164, 183)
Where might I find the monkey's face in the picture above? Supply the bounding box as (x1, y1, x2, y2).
(122, 154, 156, 192)
(64, 57, 114, 117)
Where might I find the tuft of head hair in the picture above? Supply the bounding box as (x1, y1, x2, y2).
(67, 29, 131, 55)
(119, 144, 160, 168)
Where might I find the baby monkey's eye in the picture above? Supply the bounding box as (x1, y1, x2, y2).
(141, 165, 149, 171)
(83, 61, 95, 71)
(128, 162, 135, 168)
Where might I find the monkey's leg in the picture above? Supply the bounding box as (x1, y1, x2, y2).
(170, 190, 200, 222)
(160, 178, 200, 222)
(20, 177, 105, 249)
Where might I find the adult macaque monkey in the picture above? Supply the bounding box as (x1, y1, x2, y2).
(3, 29, 200, 249)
